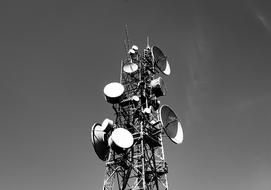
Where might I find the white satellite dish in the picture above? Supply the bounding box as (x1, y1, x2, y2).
(108, 128, 134, 153)
(123, 62, 138, 73)
(104, 82, 125, 104)
(91, 122, 110, 161)
(159, 105, 183, 144)
(151, 46, 171, 75)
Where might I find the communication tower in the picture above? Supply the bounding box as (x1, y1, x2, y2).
(90, 31, 184, 190)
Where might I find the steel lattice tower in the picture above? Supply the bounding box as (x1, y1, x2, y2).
(91, 35, 183, 190)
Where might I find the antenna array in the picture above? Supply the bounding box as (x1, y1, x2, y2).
(91, 31, 184, 190)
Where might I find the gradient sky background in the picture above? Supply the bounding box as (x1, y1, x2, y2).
(1, 0, 271, 190)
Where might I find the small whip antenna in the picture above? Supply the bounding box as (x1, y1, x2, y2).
(125, 24, 130, 50)
(123, 24, 131, 60)
(146, 36, 150, 49)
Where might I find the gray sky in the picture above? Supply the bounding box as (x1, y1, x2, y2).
(1, 0, 271, 190)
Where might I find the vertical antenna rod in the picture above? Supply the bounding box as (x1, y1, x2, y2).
(125, 24, 130, 50)
(146, 36, 150, 49)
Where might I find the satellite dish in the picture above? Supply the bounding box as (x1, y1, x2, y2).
(159, 105, 183, 144)
(104, 82, 125, 104)
(128, 47, 139, 61)
(150, 77, 166, 97)
(123, 62, 138, 73)
(91, 122, 110, 161)
(132, 45, 139, 52)
(108, 128, 134, 153)
(151, 46, 171, 75)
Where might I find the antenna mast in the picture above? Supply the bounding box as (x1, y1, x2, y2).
(90, 31, 184, 190)
(125, 24, 130, 50)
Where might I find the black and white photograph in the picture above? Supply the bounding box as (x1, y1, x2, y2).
(1, 0, 271, 190)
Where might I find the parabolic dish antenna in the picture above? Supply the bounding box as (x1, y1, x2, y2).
(104, 82, 125, 104)
(151, 46, 171, 75)
(159, 105, 183, 144)
(123, 62, 138, 73)
(108, 128, 134, 153)
(91, 123, 110, 161)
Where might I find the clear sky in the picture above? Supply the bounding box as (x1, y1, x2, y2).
(0, 0, 271, 190)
